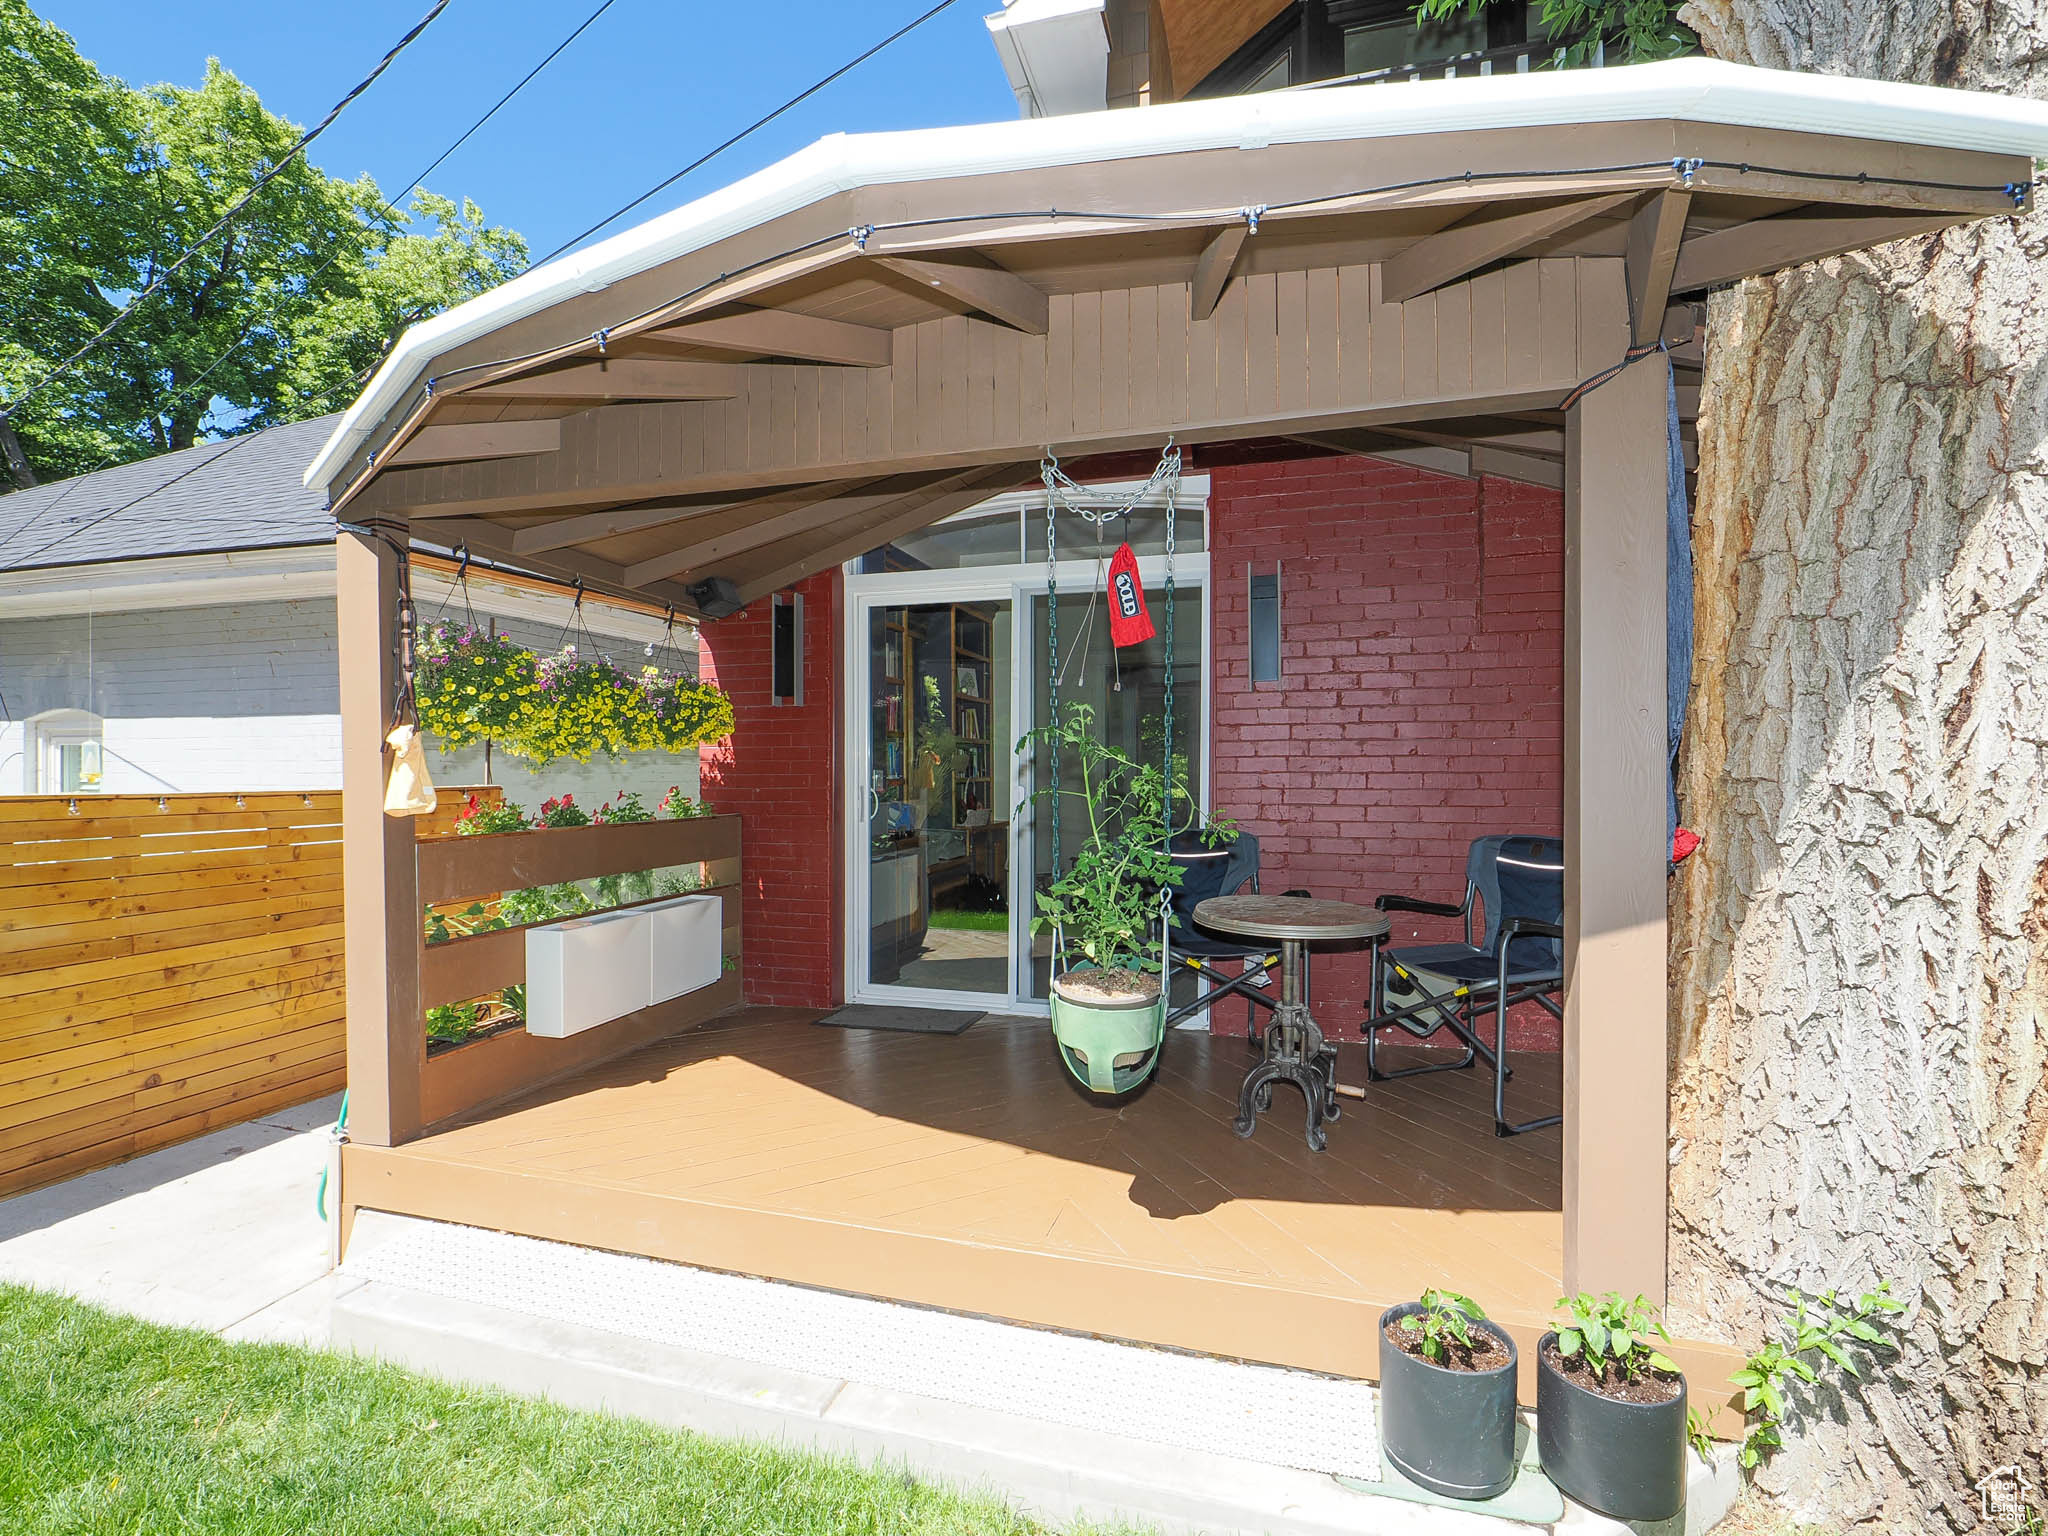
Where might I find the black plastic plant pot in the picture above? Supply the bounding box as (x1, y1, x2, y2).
(1378, 1302, 1520, 1501)
(1535, 1332, 1687, 1523)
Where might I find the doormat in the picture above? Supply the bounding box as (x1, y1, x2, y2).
(816, 1005, 983, 1035)
(1334, 1420, 1563, 1526)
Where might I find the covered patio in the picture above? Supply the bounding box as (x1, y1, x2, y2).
(312, 58, 2039, 1426)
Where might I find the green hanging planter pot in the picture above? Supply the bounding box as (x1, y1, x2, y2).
(1050, 971, 1167, 1095)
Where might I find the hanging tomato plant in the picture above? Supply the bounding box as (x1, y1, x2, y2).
(415, 623, 539, 749)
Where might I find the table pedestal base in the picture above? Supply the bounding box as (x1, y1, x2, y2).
(1233, 996, 1340, 1151)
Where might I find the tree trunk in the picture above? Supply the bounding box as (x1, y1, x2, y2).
(1671, 2, 2048, 1528)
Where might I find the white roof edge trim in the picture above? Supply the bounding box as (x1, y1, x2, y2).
(306, 56, 2048, 491)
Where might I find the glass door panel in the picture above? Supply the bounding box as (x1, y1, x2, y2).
(1024, 587, 1204, 1003)
(865, 599, 1012, 997)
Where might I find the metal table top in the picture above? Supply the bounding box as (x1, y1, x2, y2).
(1192, 894, 1389, 943)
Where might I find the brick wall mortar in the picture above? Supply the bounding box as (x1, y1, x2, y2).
(1209, 455, 1564, 1051)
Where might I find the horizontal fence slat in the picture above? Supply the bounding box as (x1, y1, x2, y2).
(0, 791, 348, 1190)
(416, 815, 740, 908)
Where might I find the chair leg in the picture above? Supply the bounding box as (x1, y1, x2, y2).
(1493, 979, 1562, 1138)
(1365, 977, 1494, 1082)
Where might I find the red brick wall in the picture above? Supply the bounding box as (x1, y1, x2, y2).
(1207, 453, 1564, 1049)
(697, 569, 843, 1009)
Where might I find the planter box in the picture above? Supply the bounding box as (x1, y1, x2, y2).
(648, 894, 723, 1002)
(1379, 1301, 1519, 1500)
(1535, 1332, 1687, 1523)
(526, 910, 653, 1038)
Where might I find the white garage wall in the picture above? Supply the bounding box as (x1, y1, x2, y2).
(0, 593, 702, 803)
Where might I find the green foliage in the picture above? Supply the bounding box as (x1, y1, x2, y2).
(417, 624, 735, 765)
(661, 783, 712, 818)
(1554, 1291, 1682, 1383)
(424, 1000, 480, 1043)
(1413, 0, 1694, 68)
(1727, 1283, 1904, 1470)
(0, 1283, 1077, 1534)
(1400, 1289, 1486, 1366)
(452, 792, 529, 835)
(1020, 702, 1232, 976)
(0, 5, 526, 486)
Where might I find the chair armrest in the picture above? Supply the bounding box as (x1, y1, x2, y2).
(1375, 894, 1464, 917)
(1501, 917, 1563, 939)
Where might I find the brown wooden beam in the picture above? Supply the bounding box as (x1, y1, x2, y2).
(386, 420, 560, 467)
(1624, 190, 1692, 348)
(646, 308, 894, 366)
(509, 496, 737, 555)
(402, 516, 702, 612)
(1668, 210, 1957, 294)
(1190, 223, 1249, 322)
(1562, 350, 1670, 1304)
(336, 524, 423, 1147)
(729, 465, 1030, 602)
(465, 360, 741, 402)
(621, 477, 896, 586)
(1381, 193, 1634, 306)
(1471, 443, 1564, 490)
(871, 254, 1049, 335)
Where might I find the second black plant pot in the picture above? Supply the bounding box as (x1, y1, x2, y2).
(1378, 1302, 1520, 1500)
(1534, 1333, 1687, 1522)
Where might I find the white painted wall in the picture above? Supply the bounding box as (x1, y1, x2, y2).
(0, 592, 702, 805)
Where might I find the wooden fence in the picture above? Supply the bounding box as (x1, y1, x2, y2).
(0, 792, 347, 1197)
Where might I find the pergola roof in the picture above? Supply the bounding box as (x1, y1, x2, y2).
(309, 57, 2048, 614)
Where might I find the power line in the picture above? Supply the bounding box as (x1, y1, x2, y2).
(0, 0, 454, 428)
(528, 0, 965, 268)
(0, 0, 624, 568)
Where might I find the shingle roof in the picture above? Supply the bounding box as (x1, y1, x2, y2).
(0, 415, 339, 574)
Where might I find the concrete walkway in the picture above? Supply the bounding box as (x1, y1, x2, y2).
(0, 1093, 351, 1345)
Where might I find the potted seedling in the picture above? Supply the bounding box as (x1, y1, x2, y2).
(1537, 1291, 1688, 1522)
(1380, 1289, 1519, 1500)
(1021, 703, 1230, 1094)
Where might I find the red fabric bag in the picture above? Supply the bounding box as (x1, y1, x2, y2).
(1106, 542, 1155, 648)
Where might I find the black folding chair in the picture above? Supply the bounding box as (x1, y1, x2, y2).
(1363, 833, 1564, 1137)
(1163, 830, 1309, 1030)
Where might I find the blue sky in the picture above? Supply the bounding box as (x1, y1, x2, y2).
(39, 0, 1019, 262)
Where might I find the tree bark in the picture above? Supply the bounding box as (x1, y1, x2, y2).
(1671, 2, 2048, 1528)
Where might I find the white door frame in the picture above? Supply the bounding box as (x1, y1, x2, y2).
(842, 552, 1211, 1013)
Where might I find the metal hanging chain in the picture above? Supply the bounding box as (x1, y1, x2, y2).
(391, 546, 419, 731)
(1044, 471, 1060, 893)
(1162, 451, 1178, 831)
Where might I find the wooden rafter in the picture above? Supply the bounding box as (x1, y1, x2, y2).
(1624, 190, 1692, 347)
(508, 493, 772, 555)
(1380, 193, 1635, 306)
(645, 308, 894, 366)
(1190, 223, 1249, 322)
(621, 477, 894, 586)
(401, 515, 700, 615)
(386, 421, 560, 467)
(1668, 209, 1959, 294)
(728, 465, 1031, 602)
(465, 360, 741, 402)
(871, 254, 1049, 335)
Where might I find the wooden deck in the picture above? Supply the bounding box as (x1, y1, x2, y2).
(342, 1007, 1738, 1401)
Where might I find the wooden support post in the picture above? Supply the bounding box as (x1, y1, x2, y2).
(337, 523, 424, 1147)
(1562, 350, 1670, 1304)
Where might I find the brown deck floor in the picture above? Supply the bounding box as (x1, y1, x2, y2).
(344, 1007, 1661, 1394)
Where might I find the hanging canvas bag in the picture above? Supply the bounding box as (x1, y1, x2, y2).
(1105, 541, 1156, 648)
(383, 723, 438, 817)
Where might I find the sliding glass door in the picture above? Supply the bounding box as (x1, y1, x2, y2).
(863, 599, 1014, 999)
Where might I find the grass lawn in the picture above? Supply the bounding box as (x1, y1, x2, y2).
(0, 1284, 1119, 1535)
(926, 908, 1008, 931)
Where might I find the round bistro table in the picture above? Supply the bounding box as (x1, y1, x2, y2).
(1192, 894, 1389, 1151)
